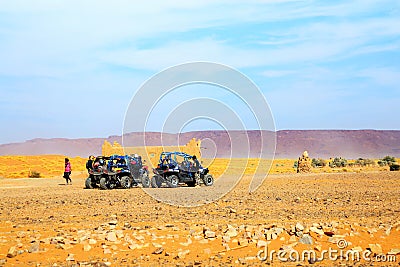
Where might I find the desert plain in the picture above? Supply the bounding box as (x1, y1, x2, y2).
(0, 157, 399, 266)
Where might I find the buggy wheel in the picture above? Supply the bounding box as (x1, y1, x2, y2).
(203, 174, 214, 186)
(166, 175, 179, 188)
(121, 176, 131, 189)
(85, 177, 93, 189)
(99, 177, 108, 190)
(141, 173, 150, 188)
(151, 175, 162, 188)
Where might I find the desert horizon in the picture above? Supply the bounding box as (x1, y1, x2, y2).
(1, 129, 399, 159)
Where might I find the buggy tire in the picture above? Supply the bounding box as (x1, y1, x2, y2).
(151, 175, 162, 188)
(166, 175, 179, 188)
(203, 174, 214, 186)
(141, 173, 150, 188)
(121, 176, 131, 189)
(99, 177, 108, 190)
(85, 177, 94, 189)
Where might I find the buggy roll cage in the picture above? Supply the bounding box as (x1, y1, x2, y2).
(159, 152, 193, 163)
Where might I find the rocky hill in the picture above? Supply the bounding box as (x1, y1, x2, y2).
(0, 130, 399, 159)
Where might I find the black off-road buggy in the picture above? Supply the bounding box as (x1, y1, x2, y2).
(85, 155, 150, 189)
(151, 152, 214, 188)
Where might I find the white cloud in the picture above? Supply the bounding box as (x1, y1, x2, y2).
(1, 0, 399, 76)
(356, 67, 400, 88)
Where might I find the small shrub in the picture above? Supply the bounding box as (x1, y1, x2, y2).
(293, 160, 298, 169)
(29, 171, 41, 178)
(329, 157, 347, 168)
(379, 156, 396, 166)
(312, 158, 327, 168)
(355, 158, 375, 167)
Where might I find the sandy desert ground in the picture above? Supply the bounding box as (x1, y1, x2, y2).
(0, 171, 399, 266)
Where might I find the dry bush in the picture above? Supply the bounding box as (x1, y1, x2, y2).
(29, 171, 41, 178)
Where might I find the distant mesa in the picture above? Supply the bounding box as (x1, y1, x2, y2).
(0, 130, 399, 159)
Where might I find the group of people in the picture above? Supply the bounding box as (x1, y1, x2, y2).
(63, 154, 200, 185)
(162, 154, 200, 172)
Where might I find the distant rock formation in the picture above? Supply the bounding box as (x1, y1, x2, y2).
(102, 138, 202, 167)
(297, 151, 312, 173)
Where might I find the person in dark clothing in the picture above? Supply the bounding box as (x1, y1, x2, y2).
(64, 158, 72, 185)
(86, 155, 94, 174)
(191, 155, 200, 172)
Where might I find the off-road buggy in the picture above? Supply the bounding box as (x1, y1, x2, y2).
(85, 156, 108, 189)
(85, 155, 150, 189)
(151, 152, 214, 188)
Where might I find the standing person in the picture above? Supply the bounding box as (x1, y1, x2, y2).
(64, 158, 72, 185)
(191, 155, 200, 171)
(86, 155, 94, 174)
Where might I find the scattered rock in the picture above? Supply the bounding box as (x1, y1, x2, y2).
(368, 244, 383, 255)
(177, 249, 190, 259)
(83, 244, 92, 252)
(108, 220, 118, 226)
(222, 235, 231, 243)
(204, 230, 216, 239)
(28, 243, 40, 253)
(152, 247, 164, 255)
(310, 227, 324, 236)
(7, 247, 17, 258)
(115, 230, 124, 239)
(106, 232, 117, 242)
(299, 234, 313, 245)
(66, 254, 75, 261)
(296, 222, 305, 232)
(237, 239, 247, 246)
(89, 239, 97, 245)
(226, 229, 238, 238)
(324, 231, 335, 237)
(385, 226, 392, 236)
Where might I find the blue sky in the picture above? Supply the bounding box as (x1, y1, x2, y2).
(0, 0, 399, 144)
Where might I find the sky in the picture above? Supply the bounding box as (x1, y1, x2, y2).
(0, 0, 399, 144)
